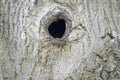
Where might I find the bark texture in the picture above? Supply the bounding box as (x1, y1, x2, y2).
(0, 0, 120, 80)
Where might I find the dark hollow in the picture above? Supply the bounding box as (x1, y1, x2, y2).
(48, 19, 66, 38)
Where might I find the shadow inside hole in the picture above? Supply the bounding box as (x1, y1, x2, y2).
(48, 19, 66, 38)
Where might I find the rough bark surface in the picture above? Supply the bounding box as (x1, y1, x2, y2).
(0, 0, 120, 80)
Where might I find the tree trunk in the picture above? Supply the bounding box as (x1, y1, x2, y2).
(0, 0, 120, 80)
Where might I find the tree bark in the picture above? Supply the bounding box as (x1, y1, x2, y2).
(0, 0, 120, 80)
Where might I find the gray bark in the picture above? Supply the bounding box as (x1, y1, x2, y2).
(0, 0, 120, 80)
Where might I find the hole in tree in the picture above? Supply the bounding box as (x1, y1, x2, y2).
(48, 19, 66, 38)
